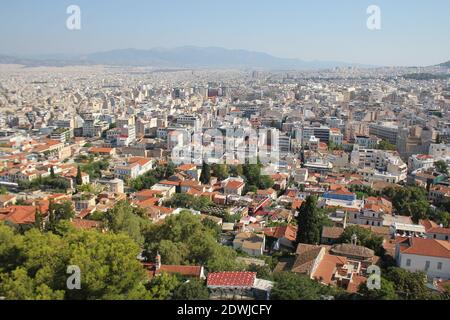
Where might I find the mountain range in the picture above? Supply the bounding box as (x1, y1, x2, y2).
(1, 47, 449, 70)
(0, 46, 374, 70)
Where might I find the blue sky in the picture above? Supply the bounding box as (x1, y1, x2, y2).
(0, 0, 449, 66)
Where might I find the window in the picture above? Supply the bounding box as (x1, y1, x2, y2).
(406, 259, 411, 267)
(425, 261, 430, 271)
(437, 262, 443, 270)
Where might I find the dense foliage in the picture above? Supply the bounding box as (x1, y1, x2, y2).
(129, 163, 175, 191)
(296, 196, 329, 245)
(143, 211, 245, 272)
(339, 225, 385, 256)
(0, 222, 150, 300)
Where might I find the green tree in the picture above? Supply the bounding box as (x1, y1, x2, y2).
(243, 163, 261, 186)
(339, 225, 385, 256)
(104, 201, 150, 246)
(0, 223, 150, 300)
(271, 272, 329, 300)
(0, 223, 25, 274)
(34, 208, 44, 231)
(382, 186, 431, 222)
(377, 140, 397, 151)
(65, 229, 150, 300)
(166, 194, 213, 212)
(50, 166, 55, 179)
(47, 201, 75, 232)
(384, 267, 434, 300)
(259, 175, 274, 190)
(429, 207, 450, 228)
(199, 162, 211, 185)
(229, 165, 244, 177)
(157, 240, 189, 265)
(435, 160, 448, 175)
(75, 166, 83, 186)
(172, 279, 209, 300)
(144, 211, 244, 272)
(296, 196, 322, 244)
(212, 164, 229, 181)
(0, 268, 65, 300)
(357, 277, 398, 300)
(147, 272, 181, 300)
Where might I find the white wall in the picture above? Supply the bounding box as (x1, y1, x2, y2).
(398, 253, 450, 279)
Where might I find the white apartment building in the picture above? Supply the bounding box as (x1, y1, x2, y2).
(351, 146, 407, 183)
(395, 237, 450, 280)
(408, 154, 435, 172)
(330, 129, 344, 146)
(429, 143, 450, 159)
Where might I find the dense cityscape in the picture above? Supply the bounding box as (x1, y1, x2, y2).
(0, 61, 449, 301)
(1, 1, 450, 310)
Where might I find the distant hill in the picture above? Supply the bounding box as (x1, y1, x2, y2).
(84, 47, 369, 70)
(0, 54, 90, 67)
(402, 72, 450, 80)
(439, 60, 450, 68)
(0, 47, 374, 70)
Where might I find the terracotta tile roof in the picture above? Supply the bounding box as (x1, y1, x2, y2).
(347, 274, 367, 293)
(312, 254, 348, 284)
(427, 227, 450, 236)
(71, 218, 102, 230)
(128, 157, 152, 167)
(137, 198, 161, 208)
(292, 199, 304, 210)
(159, 180, 181, 187)
(225, 180, 245, 190)
(143, 263, 203, 279)
(158, 265, 202, 276)
(264, 225, 297, 241)
(330, 244, 375, 259)
(292, 246, 323, 274)
(420, 219, 439, 231)
(0, 194, 16, 202)
(321, 227, 344, 239)
(88, 147, 114, 154)
(176, 164, 197, 172)
(0, 205, 37, 224)
(398, 237, 450, 258)
(78, 207, 96, 219)
(207, 272, 256, 287)
(136, 189, 161, 198)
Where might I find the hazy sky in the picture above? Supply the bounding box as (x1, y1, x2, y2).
(0, 0, 449, 66)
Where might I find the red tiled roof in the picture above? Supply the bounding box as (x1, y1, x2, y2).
(427, 227, 450, 236)
(264, 225, 297, 241)
(71, 219, 102, 230)
(128, 157, 152, 166)
(225, 180, 245, 190)
(88, 147, 114, 154)
(398, 237, 450, 259)
(0, 206, 37, 224)
(176, 164, 197, 171)
(207, 272, 256, 287)
(420, 219, 439, 231)
(312, 254, 347, 285)
(143, 263, 203, 279)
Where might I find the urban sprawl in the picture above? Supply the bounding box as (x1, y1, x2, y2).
(0, 63, 449, 300)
